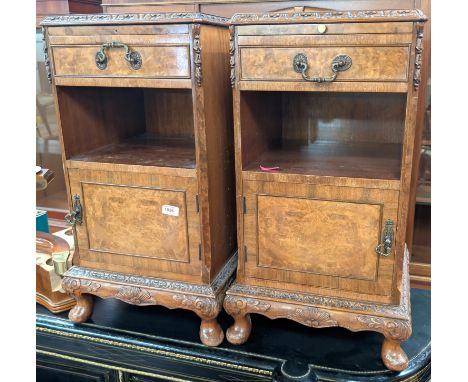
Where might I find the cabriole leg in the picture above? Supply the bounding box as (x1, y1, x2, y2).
(68, 294, 94, 323)
(381, 337, 409, 371)
(199, 317, 224, 347)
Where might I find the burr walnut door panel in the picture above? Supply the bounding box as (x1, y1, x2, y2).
(242, 180, 399, 297)
(68, 168, 201, 280)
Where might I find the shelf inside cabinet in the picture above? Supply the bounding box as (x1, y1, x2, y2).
(243, 141, 402, 180)
(70, 134, 196, 169)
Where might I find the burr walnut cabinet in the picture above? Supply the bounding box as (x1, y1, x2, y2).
(224, 9, 427, 371)
(41, 12, 236, 347)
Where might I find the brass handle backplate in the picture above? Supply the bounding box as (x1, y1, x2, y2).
(95, 42, 142, 70)
(65, 194, 83, 226)
(293, 53, 352, 83)
(375, 219, 394, 257)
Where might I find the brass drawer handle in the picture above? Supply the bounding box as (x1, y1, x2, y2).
(95, 42, 142, 70)
(65, 194, 83, 226)
(293, 53, 352, 83)
(375, 219, 394, 257)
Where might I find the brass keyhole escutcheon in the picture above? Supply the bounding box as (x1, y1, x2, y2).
(317, 25, 327, 34)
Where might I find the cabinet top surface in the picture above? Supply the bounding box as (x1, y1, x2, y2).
(41, 12, 228, 27)
(230, 9, 427, 25)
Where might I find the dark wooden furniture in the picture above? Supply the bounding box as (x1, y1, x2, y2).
(224, 9, 427, 371)
(37, 288, 431, 381)
(41, 13, 236, 346)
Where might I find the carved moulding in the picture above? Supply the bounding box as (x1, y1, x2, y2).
(228, 247, 411, 320)
(41, 13, 228, 26)
(192, 24, 202, 87)
(230, 9, 427, 25)
(224, 293, 411, 337)
(62, 252, 237, 347)
(41, 27, 52, 84)
(224, 249, 412, 371)
(413, 23, 424, 90)
(229, 26, 235, 87)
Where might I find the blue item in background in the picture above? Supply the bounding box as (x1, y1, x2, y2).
(36, 210, 49, 233)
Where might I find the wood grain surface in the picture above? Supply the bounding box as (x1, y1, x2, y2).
(83, 182, 190, 262)
(256, 195, 381, 280)
(240, 46, 409, 82)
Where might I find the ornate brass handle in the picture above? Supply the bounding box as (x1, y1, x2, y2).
(65, 194, 83, 226)
(293, 53, 352, 83)
(95, 42, 142, 70)
(375, 219, 394, 257)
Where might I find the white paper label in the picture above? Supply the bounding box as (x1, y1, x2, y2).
(162, 205, 179, 217)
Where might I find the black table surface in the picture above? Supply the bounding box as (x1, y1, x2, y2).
(36, 288, 430, 382)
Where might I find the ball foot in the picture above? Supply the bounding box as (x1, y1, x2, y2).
(381, 338, 409, 371)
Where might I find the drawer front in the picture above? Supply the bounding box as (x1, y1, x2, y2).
(52, 44, 190, 79)
(68, 168, 201, 279)
(239, 46, 409, 83)
(243, 180, 399, 297)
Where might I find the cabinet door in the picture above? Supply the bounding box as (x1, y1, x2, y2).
(68, 168, 201, 280)
(243, 180, 399, 297)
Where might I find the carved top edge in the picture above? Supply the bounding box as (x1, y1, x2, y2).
(230, 9, 427, 25)
(41, 12, 228, 27)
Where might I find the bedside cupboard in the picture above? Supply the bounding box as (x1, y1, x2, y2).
(223, 9, 427, 371)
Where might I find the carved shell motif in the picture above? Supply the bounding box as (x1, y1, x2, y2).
(173, 294, 218, 317)
(287, 307, 337, 327)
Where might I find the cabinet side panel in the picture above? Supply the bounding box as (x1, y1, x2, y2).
(200, 25, 237, 281)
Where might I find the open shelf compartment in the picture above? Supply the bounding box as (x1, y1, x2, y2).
(57, 86, 196, 170)
(240, 91, 407, 181)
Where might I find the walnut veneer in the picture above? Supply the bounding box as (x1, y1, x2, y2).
(41, 13, 236, 346)
(224, 9, 427, 371)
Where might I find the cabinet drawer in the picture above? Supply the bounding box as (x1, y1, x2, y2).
(68, 168, 201, 281)
(51, 43, 190, 79)
(46, 24, 192, 84)
(239, 46, 409, 83)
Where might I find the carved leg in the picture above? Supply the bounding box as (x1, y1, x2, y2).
(200, 318, 224, 347)
(68, 294, 94, 323)
(226, 313, 252, 345)
(62, 277, 97, 323)
(172, 293, 224, 347)
(224, 295, 256, 344)
(381, 338, 409, 372)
